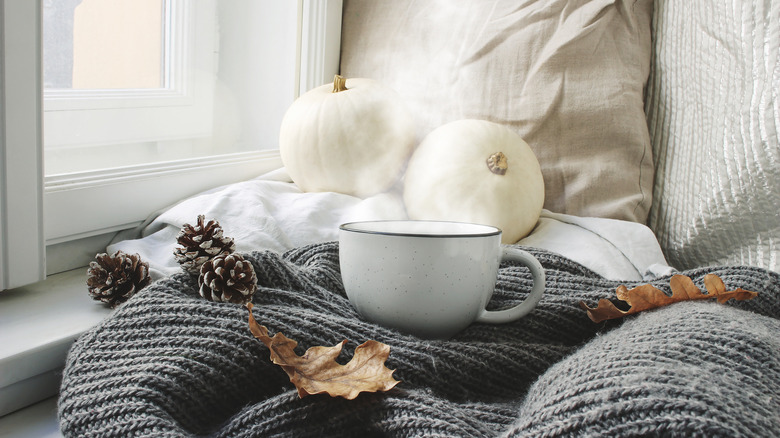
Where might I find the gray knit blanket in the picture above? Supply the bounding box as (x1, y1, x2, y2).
(59, 242, 780, 437)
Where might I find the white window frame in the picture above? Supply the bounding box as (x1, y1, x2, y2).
(43, 0, 216, 149)
(0, 0, 45, 290)
(298, 0, 343, 95)
(45, 0, 342, 245)
(1, 0, 342, 284)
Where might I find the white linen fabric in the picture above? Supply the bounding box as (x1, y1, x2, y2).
(645, 0, 779, 272)
(109, 169, 671, 283)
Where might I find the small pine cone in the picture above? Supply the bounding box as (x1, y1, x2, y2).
(199, 253, 258, 305)
(174, 215, 236, 274)
(87, 251, 150, 308)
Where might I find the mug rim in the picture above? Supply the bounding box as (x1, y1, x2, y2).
(339, 220, 502, 238)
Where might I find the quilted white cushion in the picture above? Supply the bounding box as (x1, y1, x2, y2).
(645, 0, 779, 271)
(340, 0, 654, 223)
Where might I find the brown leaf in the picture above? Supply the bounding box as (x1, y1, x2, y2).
(247, 303, 400, 399)
(580, 274, 758, 323)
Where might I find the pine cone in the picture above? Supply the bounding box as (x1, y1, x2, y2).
(174, 215, 236, 274)
(87, 251, 150, 308)
(199, 253, 258, 304)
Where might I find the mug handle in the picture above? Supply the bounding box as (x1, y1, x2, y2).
(475, 247, 545, 324)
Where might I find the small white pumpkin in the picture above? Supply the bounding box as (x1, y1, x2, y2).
(279, 75, 416, 198)
(403, 119, 545, 244)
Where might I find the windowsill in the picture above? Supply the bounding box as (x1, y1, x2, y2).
(0, 397, 61, 438)
(0, 267, 113, 419)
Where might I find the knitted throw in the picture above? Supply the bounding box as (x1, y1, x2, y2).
(58, 243, 780, 437)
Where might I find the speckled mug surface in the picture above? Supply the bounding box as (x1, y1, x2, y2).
(339, 220, 545, 339)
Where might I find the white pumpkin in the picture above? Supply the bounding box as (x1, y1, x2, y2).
(403, 119, 545, 244)
(279, 75, 416, 198)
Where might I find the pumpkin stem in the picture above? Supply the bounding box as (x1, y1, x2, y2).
(332, 75, 348, 93)
(486, 152, 508, 175)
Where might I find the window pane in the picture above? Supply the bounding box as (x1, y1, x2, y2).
(44, 0, 165, 90)
(43, 1, 299, 176)
(73, 0, 164, 89)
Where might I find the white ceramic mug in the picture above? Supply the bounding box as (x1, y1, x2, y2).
(339, 220, 545, 339)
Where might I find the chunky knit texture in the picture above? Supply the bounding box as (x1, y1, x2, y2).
(58, 242, 780, 437)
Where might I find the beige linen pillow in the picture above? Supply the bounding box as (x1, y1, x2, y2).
(340, 0, 654, 223)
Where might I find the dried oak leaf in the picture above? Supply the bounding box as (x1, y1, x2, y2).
(247, 303, 400, 399)
(580, 274, 758, 323)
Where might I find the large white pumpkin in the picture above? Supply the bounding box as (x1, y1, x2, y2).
(279, 75, 416, 198)
(403, 119, 545, 244)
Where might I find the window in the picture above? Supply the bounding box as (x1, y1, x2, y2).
(44, 0, 220, 174)
(0, 0, 342, 417)
(0, 0, 343, 287)
(45, 0, 166, 91)
(43, 0, 342, 260)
